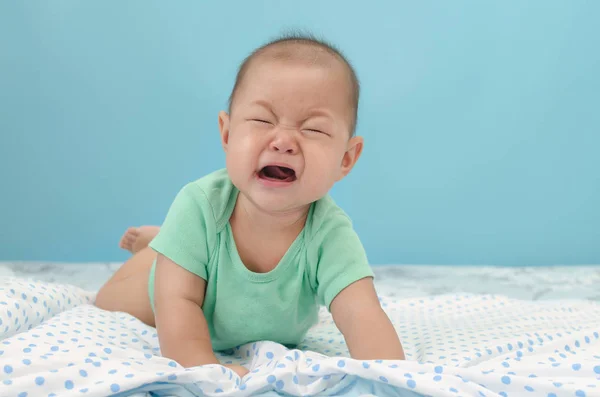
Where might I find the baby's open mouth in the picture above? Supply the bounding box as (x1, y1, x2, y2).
(258, 165, 297, 182)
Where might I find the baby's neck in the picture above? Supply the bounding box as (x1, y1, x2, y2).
(231, 194, 310, 236)
(229, 194, 310, 273)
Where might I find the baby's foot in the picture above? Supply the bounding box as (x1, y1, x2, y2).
(119, 226, 160, 254)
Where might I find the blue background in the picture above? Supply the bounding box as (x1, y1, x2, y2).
(1, 1, 599, 265)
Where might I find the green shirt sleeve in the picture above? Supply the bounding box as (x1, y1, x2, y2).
(149, 183, 214, 280)
(314, 220, 374, 310)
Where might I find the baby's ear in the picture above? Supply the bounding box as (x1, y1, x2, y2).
(338, 136, 364, 181)
(218, 111, 231, 151)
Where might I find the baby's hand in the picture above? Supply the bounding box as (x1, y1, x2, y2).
(224, 364, 250, 378)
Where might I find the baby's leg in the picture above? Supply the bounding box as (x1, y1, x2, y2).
(95, 247, 155, 326)
(119, 226, 160, 254)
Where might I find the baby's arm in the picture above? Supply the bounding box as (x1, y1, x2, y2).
(153, 253, 219, 367)
(330, 277, 405, 360)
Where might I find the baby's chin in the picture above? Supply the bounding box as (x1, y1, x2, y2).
(238, 187, 318, 215)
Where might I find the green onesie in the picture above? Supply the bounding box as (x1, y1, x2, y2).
(148, 169, 373, 351)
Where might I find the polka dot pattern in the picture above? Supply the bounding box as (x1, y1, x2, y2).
(0, 279, 598, 396)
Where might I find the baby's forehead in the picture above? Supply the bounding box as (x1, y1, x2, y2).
(244, 58, 354, 109)
(244, 46, 354, 95)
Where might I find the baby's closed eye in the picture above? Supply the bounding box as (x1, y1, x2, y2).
(301, 125, 331, 136)
(303, 128, 326, 134)
(250, 118, 273, 125)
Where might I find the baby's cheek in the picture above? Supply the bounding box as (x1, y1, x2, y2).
(226, 143, 251, 168)
(312, 156, 340, 181)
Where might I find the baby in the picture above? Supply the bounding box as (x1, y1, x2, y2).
(96, 34, 405, 378)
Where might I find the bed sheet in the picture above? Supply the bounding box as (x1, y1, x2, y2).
(1, 276, 599, 397)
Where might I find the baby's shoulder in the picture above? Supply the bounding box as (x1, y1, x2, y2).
(180, 168, 237, 228)
(304, 195, 355, 245)
(303, 196, 368, 290)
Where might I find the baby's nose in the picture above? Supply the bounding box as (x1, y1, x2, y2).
(270, 130, 298, 154)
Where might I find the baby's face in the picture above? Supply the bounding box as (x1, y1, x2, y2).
(219, 58, 362, 214)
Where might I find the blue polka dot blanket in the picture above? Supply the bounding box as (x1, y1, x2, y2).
(0, 277, 599, 397)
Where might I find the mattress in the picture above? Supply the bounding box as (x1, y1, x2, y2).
(0, 263, 599, 397)
(1, 263, 599, 301)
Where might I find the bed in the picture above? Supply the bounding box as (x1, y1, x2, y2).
(1, 262, 599, 396)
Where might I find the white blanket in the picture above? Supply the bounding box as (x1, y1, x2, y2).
(1, 276, 599, 396)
